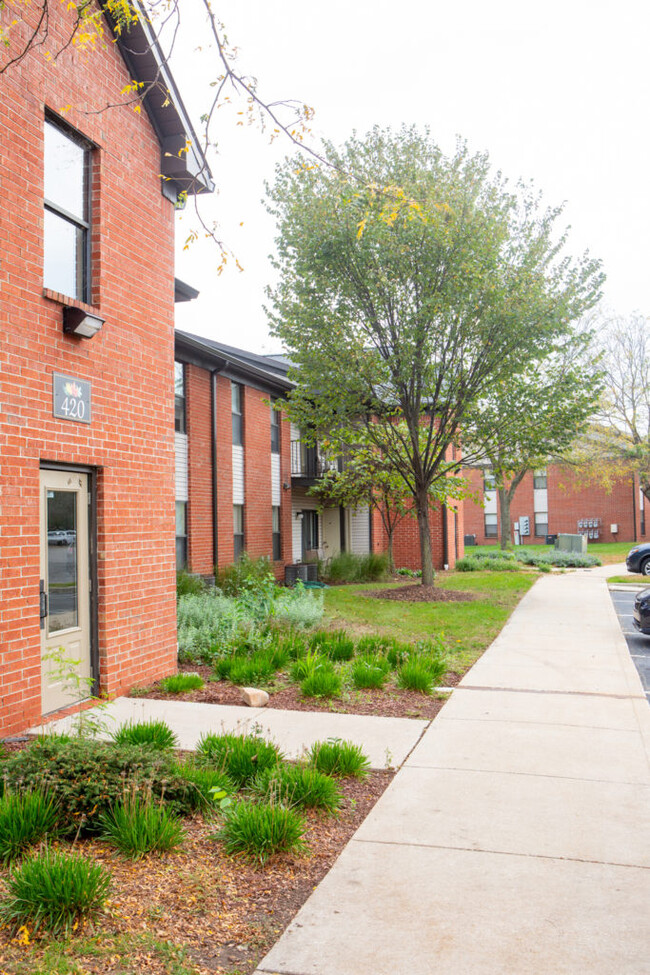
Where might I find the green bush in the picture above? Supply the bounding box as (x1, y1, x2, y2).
(216, 554, 276, 597)
(0, 849, 111, 936)
(158, 673, 205, 693)
(516, 550, 601, 568)
(324, 551, 389, 583)
(273, 584, 324, 629)
(176, 569, 206, 599)
(196, 733, 282, 787)
(306, 739, 370, 779)
(111, 720, 178, 751)
(300, 669, 342, 699)
(396, 567, 422, 578)
(350, 655, 391, 689)
(215, 800, 306, 865)
(456, 555, 520, 572)
(252, 765, 342, 814)
(99, 794, 185, 859)
(2, 738, 201, 832)
(0, 791, 60, 864)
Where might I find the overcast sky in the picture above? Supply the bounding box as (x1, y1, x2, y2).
(170, 0, 649, 353)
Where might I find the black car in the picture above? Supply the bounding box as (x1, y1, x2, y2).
(626, 543, 650, 576)
(633, 587, 650, 635)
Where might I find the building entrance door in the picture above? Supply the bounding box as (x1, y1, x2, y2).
(39, 469, 92, 715)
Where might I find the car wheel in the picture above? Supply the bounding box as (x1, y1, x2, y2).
(641, 558, 650, 576)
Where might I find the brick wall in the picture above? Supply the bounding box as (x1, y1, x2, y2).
(0, 6, 178, 735)
(464, 465, 646, 546)
(186, 365, 214, 575)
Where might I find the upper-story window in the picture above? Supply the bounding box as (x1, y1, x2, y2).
(533, 469, 547, 490)
(232, 382, 243, 445)
(483, 470, 496, 492)
(174, 362, 186, 433)
(271, 399, 280, 453)
(44, 117, 91, 302)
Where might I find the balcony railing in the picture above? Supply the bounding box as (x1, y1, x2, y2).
(290, 441, 340, 479)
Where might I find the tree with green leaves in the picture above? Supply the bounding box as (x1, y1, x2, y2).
(464, 333, 603, 549)
(267, 126, 604, 584)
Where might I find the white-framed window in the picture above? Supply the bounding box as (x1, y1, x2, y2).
(233, 504, 244, 560)
(272, 505, 281, 560)
(271, 399, 280, 453)
(535, 513, 548, 537)
(231, 382, 243, 446)
(485, 513, 498, 538)
(533, 469, 547, 490)
(175, 362, 186, 434)
(44, 117, 91, 301)
(175, 501, 187, 569)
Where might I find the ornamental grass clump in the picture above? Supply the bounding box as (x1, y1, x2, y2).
(355, 634, 399, 656)
(158, 673, 205, 694)
(350, 654, 391, 690)
(300, 668, 343, 700)
(196, 732, 282, 787)
(173, 759, 236, 813)
(99, 793, 185, 859)
(227, 648, 281, 687)
(307, 739, 370, 779)
(252, 765, 343, 814)
(111, 719, 178, 751)
(0, 790, 60, 864)
(396, 655, 447, 694)
(0, 849, 111, 937)
(289, 650, 330, 682)
(215, 800, 306, 865)
(321, 633, 355, 662)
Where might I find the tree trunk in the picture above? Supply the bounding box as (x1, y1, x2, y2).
(386, 531, 395, 573)
(498, 486, 512, 550)
(415, 491, 435, 585)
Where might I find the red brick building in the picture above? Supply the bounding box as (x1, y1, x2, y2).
(0, 3, 212, 736)
(464, 465, 649, 547)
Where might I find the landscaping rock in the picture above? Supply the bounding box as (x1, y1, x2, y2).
(240, 687, 269, 707)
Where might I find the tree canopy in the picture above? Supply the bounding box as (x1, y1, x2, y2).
(267, 126, 604, 582)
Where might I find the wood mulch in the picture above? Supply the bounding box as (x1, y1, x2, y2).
(363, 583, 477, 602)
(136, 664, 460, 721)
(0, 770, 393, 975)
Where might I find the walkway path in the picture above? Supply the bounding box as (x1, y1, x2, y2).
(255, 565, 650, 974)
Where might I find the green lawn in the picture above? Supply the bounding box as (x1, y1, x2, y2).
(323, 571, 537, 674)
(470, 540, 632, 566)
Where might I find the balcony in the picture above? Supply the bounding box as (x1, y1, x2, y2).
(290, 441, 341, 482)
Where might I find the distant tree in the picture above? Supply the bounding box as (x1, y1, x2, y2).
(465, 332, 602, 548)
(267, 126, 604, 583)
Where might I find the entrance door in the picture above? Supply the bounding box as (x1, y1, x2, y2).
(40, 469, 92, 715)
(321, 507, 341, 559)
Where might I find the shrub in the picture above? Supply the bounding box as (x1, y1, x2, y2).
(158, 673, 205, 693)
(396, 567, 422, 578)
(196, 733, 282, 787)
(274, 584, 324, 629)
(516, 550, 601, 568)
(306, 739, 370, 779)
(215, 800, 306, 864)
(0, 791, 60, 864)
(176, 569, 206, 599)
(277, 631, 309, 659)
(99, 793, 185, 859)
(350, 655, 391, 689)
(252, 765, 342, 814)
(0, 849, 111, 936)
(111, 720, 178, 752)
(2, 738, 201, 831)
(300, 669, 342, 699)
(456, 555, 519, 572)
(324, 551, 389, 583)
(216, 554, 276, 597)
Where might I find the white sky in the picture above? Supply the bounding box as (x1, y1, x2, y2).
(170, 0, 650, 353)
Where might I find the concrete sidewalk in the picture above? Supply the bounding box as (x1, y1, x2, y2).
(255, 567, 650, 975)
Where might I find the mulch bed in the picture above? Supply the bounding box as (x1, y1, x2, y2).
(0, 771, 393, 975)
(137, 664, 460, 721)
(364, 584, 477, 603)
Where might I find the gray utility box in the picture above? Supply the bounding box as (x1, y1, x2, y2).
(555, 533, 588, 554)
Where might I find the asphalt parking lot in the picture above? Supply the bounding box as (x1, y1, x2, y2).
(609, 588, 650, 704)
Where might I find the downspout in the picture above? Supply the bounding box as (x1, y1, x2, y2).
(632, 473, 638, 543)
(211, 370, 219, 573)
(442, 502, 449, 570)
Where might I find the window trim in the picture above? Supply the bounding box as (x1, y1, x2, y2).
(233, 504, 244, 560)
(175, 362, 186, 434)
(272, 505, 281, 561)
(43, 114, 92, 303)
(175, 501, 187, 569)
(231, 382, 243, 446)
(484, 512, 498, 538)
(271, 399, 280, 454)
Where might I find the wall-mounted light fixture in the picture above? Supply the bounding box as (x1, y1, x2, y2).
(63, 307, 104, 339)
(283, 482, 291, 491)
(295, 510, 304, 520)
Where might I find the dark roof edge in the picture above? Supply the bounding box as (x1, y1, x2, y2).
(175, 330, 294, 394)
(102, 1, 214, 197)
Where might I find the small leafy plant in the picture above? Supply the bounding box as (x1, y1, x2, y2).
(196, 732, 282, 786)
(158, 673, 205, 693)
(0, 791, 60, 864)
(111, 720, 179, 751)
(0, 849, 111, 936)
(252, 765, 342, 814)
(307, 739, 370, 779)
(99, 793, 185, 859)
(215, 800, 306, 864)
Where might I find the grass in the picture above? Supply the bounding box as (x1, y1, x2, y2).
(0, 849, 111, 937)
(99, 794, 185, 859)
(396, 657, 446, 694)
(306, 739, 371, 779)
(300, 669, 342, 699)
(608, 574, 648, 584)
(196, 732, 282, 786)
(323, 570, 537, 673)
(350, 655, 391, 689)
(251, 765, 343, 814)
(215, 800, 306, 865)
(158, 673, 205, 693)
(111, 720, 179, 751)
(0, 791, 60, 863)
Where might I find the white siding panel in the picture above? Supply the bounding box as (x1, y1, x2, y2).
(292, 500, 302, 562)
(348, 506, 370, 555)
(484, 489, 497, 514)
(533, 488, 548, 514)
(232, 445, 245, 504)
(175, 432, 188, 502)
(271, 455, 281, 506)
(290, 423, 301, 442)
